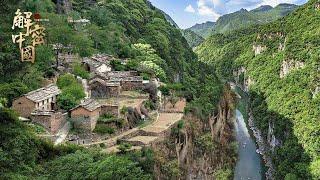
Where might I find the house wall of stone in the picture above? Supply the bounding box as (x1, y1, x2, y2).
(12, 97, 36, 118)
(101, 105, 119, 117)
(31, 112, 67, 134)
(90, 83, 120, 98)
(121, 81, 143, 91)
(51, 112, 68, 134)
(71, 107, 100, 131)
(107, 86, 121, 97)
(35, 96, 58, 111)
(90, 82, 108, 98)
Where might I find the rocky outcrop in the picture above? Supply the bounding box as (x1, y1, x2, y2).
(267, 121, 281, 151)
(233, 67, 254, 92)
(278, 38, 287, 52)
(153, 86, 236, 179)
(248, 110, 275, 180)
(313, 86, 319, 98)
(253, 44, 267, 56)
(280, 60, 305, 78)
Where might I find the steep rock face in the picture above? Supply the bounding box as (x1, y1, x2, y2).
(153, 86, 236, 179)
(56, 0, 72, 14)
(279, 60, 305, 78)
(233, 67, 255, 92)
(253, 44, 267, 56)
(313, 86, 319, 98)
(267, 121, 281, 151)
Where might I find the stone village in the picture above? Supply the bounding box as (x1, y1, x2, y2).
(11, 48, 186, 152)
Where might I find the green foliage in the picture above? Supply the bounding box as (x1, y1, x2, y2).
(195, 133, 216, 153)
(72, 62, 90, 79)
(162, 160, 181, 179)
(110, 59, 126, 71)
(35, 46, 55, 77)
(213, 4, 298, 35)
(132, 43, 167, 80)
(57, 74, 78, 89)
(94, 124, 115, 135)
(0, 82, 28, 106)
(197, 1, 320, 178)
(214, 168, 233, 180)
(182, 29, 205, 48)
(118, 143, 133, 153)
(57, 74, 85, 110)
(186, 21, 216, 38)
(91, 155, 151, 180)
(57, 93, 78, 111)
(22, 0, 55, 13)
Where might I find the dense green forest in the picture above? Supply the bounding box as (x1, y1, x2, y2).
(212, 3, 298, 34)
(197, 0, 320, 179)
(186, 4, 297, 40)
(0, 0, 224, 178)
(181, 29, 205, 48)
(186, 21, 216, 38)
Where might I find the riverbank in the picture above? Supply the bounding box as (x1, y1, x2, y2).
(232, 84, 272, 180)
(233, 109, 263, 180)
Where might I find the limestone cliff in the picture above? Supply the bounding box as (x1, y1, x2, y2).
(152, 86, 237, 180)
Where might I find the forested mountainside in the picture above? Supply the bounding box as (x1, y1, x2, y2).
(213, 3, 298, 34)
(187, 4, 297, 39)
(159, 9, 179, 28)
(186, 21, 216, 38)
(197, 0, 320, 179)
(159, 10, 204, 48)
(0, 0, 233, 179)
(181, 29, 205, 48)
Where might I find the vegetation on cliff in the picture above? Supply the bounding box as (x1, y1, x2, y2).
(0, 0, 226, 179)
(197, 0, 320, 179)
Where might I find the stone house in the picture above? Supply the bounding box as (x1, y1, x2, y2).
(30, 111, 67, 134)
(82, 54, 114, 73)
(70, 99, 101, 131)
(89, 78, 121, 98)
(109, 76, 143, 91)
(101, 104, 120, 117)
(105, 71, 138, 78)
(12, 84, 61, 118)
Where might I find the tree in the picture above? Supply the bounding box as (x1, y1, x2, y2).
(57, 93, 78, 111)
(91, 155, 151, 180)
(72, 62, 89, 79)
(168, 95, 179, 108)
(57, 74, 78, 89)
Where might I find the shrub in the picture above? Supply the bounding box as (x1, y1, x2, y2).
(72, 62, 89, 79)
(118, 143, 132, 153)
(94, 124, 115, 135)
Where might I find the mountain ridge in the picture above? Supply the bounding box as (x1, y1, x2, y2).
(187, 3, 298, 38)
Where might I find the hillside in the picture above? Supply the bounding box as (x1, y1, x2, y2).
(181, 29, 205, 48)
(159, 9, 179, 28)
(197, 0, 320, 179)
(0, 0, 229, 179)
(186, 21, 216, 38)
(213, 3, 298, 34)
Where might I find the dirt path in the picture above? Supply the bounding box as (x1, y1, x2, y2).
(80, 99, 186, 153)
(83, 127, 139, 147)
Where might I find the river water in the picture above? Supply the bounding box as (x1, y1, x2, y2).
(233, 109, 264, 180)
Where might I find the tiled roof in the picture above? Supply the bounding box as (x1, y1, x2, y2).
(78, 99, 101, 112)
(25, 84, 60, 103)
(89, 78, 121, 87)
(109, 76, 143, 82)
